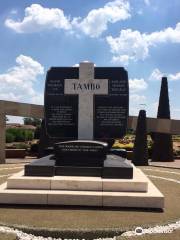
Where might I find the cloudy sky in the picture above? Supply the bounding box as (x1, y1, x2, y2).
(0, 0, 180, 123)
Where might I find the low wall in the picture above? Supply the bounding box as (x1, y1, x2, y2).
(6, 149, 26, 158)
(0, 100, 180, 163)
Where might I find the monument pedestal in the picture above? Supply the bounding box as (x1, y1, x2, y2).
(0, 165, 164, 209)
(24, 154, 133, 179)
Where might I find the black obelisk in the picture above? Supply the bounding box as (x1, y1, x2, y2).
(152, 77, 174, 162)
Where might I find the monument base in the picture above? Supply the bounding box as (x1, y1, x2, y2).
(0, 166, 164, 209)
(24, 154, 133, 179)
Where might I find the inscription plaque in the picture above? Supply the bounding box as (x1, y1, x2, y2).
(54, 140, 108, 167)
(45, 62, 128, 140)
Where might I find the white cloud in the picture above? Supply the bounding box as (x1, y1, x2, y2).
(73, 61, 96, 67)
(10, 9, 18, 15)
(149, 68, 163, 81)
(129, 98, 160, 117)
(129, 94, 146, 116)
(31, 93, 44, 105)
(6, 116, 24, 124)
(0, 55, 44, 103)
(129, 78, 148, 116)
(5, 1, 131, 37)
(107, 22, 180, 64)
(106, 29, 149, 64)
(145, 101, 158, 118)
(130, 94, 146, 103)
(172, 108, 180, 119)
(144, 0, 150, 6)
(168, 72, 180, 81)
(145, 22, 180, 45)
(0, 93, 19, 102)
(111, 55, 130, 66)
(72, 0, 131, 37)
(73, 63, 80, 67)
(129, 78, 148, 92)
(149, 68, 180, 81)
(137, 9, 143, 15)
(5, 4, 71, 33)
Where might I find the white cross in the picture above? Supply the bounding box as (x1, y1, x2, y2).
(64, 62, 108, 140)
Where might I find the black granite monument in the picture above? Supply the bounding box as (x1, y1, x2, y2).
(25, 62, 133, 179)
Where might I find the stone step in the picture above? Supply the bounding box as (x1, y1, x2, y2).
(24, 155, 133, 179)
(7, 167, 148, 192)
(0, 179, 164, 209)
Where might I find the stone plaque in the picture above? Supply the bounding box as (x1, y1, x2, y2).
(54, 140, 108, 167)
(45, 62, 128, 140)
(54, 140, 108, 160)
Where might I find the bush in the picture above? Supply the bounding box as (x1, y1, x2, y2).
(6, 142, 29, 150)
(12, 143, 29, 150)
(24, 117, 41, 126)
(112, 142, 134, 151)
(174, 149, 180, 156)
(6, 128, 34, 142)
(23, 130, 34, 141)
(6, 132, 15, 143)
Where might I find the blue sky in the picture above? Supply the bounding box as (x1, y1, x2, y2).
(0, 0, 180, 123)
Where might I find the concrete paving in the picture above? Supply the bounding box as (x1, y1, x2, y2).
(5, 157, 37, 164)
(150, 159, 180, 169)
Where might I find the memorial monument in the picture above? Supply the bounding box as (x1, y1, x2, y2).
(25, 62, 132, 179)
(0, 62, 164, 209)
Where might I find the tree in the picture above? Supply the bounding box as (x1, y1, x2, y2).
(132, 110, 148, 166)
(23, 117, 41, 127)
(152, 77, 174, 162)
